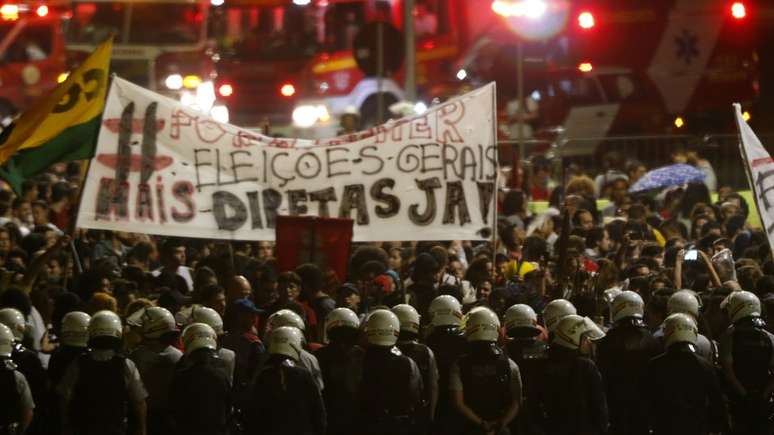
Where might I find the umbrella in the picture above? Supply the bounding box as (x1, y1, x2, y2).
(629, 163, 705, 193)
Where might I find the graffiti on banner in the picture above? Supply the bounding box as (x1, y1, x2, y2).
(76, 77, 498, 241)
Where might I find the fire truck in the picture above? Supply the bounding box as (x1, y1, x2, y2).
(63, 0, 228, 121)
(213, 0, 495, 136)
(450, 0, 758, 157)
(0, 0, 67, 119)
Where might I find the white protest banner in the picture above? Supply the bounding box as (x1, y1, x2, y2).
(76, 77, 498, 241)
(734, 103, 774, 257)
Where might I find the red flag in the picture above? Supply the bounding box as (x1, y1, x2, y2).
(276, 215, 354, 282)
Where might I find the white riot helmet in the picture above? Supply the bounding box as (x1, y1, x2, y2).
(553, 315, 606, 350)
(0, 307, 26, 341)
(128, 307, 177, 339)
(465, 307, 501, 342)
(182, 323, 217, 355)
(668, 290, 701, 319)
(543, 299, 576, 332)
(392, 304, 421, 334)
(663, 313, 698, 347)
(611, 291, 644, 323)
(366, 309, 400, 346)
(189, 306, 224, 335)
(60, 312, 91, 348)
(504, 304, 539, 335)
(324, 308, 360, 333)
(429, 295, 463, 327)
(726, 291, 761, 323)
(88, 310, 123, 340)
(0, 324, 13, 358)
(268, 309, 305, 331)
(269, 326, 304, 361)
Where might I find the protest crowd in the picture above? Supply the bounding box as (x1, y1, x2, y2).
(0, 143, 773, 435)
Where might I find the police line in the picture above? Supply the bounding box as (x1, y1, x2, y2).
(76, 78, 498, 241)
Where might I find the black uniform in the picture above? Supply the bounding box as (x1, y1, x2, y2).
(506, 338, 548, 435)
(314, 341, 364, 435)
(12, 344, 47, 435)
(170, 348, 231, 435)
(596, 317, 661, 435)
(69, 354, 131, 435)
(398, 339, 439, 434)
(453, 342, 520, 435)
(47, 345, 86, 435)
(0, 359, 31, 435)
(358, 346, 424, 435)
(719, 316, 774, 435)
(426, 326, 466, 435)
(249, 354, 326, 435)
(644, 342, 726, 435)
(536, 345, 609, 435)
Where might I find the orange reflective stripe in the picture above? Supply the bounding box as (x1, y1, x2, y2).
(311, 45, 458, 75)
(312, 57, 357, 74)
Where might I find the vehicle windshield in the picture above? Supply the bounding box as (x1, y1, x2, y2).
(222, 2, 371, 61)
(1, 21, 53, 62)
(66, 1, 204, 45)
(227, 4, 319, 61)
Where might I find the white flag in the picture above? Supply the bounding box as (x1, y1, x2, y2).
(734, 103, 774, 257)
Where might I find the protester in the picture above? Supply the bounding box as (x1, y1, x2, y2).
(0, 143, 772, 435)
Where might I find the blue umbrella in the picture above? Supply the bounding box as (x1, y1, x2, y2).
(629, 163, 706, 193)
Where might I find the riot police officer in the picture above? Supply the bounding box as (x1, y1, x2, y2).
(393, 304, 439, 434)
(659, 290, 716, 363)
(170, 323, 231, 435)
(537, 314, 608, 435)
(249, 326, 326, 435)
(359, 309, 424, 435)
(128, 307, 182, 435)
(57, 310, 148, 435)
(183, 306, 236, 385)
(644, 313, 726, 435)
(425, 295, 466, 435)
(49, 312, 90, 387)
(451, 307, 522, 435)
(504, 304, 547, 435)
(597, 291, 660, 435)
(0, 308, 47, 435)
(47, 312, 90, 435)
(542, 299, 577, 335)
(265, 309, 324, 391)
(719, 291, 774, 435)
(0, 323, 34, 435)
(314, 308, 364, 435)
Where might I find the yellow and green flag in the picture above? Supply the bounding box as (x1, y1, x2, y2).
(0, 38, 112, 192)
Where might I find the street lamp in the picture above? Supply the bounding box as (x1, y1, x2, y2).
(492, 0, 555, 157)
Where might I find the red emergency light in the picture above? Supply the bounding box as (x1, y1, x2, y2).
(280, 83, 296, 98)
(1, 4, 19, 20)
(578, 62, 593, 73)
(578, 11, 594, 29)
(36, 4, 47, 16)
(731, 2, 746, 19)
(218, 83, 233, 97)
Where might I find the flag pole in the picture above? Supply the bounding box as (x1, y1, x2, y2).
(68, 73, 116, 274)
(490, 83, 499, 266)
(732, 103, 774, 259)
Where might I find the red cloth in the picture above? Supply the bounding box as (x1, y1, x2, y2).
(276, 215, 353, 282)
